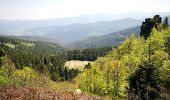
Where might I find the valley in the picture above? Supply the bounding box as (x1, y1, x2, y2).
(0, 3, 170, 99)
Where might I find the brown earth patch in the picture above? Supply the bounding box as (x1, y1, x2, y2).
(0, 87, 102, 100)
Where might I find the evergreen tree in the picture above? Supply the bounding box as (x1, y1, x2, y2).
(140, 15, 162, 39)
(163, 17, 169, 28)
(0, 49, 5, 66)
(128, 63, 163, 100)
(0, 48, 5, 57)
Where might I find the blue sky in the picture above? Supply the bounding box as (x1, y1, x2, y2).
(0, 0, 170, 20)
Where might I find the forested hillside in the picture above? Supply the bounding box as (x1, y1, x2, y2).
(68, 16, 170, 49)
(68, 26, 140, 48)
(0, 36, 111, 81)
(75, 15, 170, 99)
(24, 18, 141, 43)
(0, 15, 170, 100)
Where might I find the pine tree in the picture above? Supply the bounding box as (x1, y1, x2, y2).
(163, 17, 169, 28)
(128, 63, 162, 100)
(140, 15, 162, 39)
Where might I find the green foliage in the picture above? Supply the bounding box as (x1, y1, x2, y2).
(67, 47, 112, 61)
(140, 15, 163, 39)
(128, 63, 163, 100)
(0, 66, 11, 86)
(0, 75, 10, 86)
(163, 17, 169, 28)
(0, 15, 170, 100)
(11, 67, 52, 87)
(145, 28, 169, 68)
(4, 43, 15, 48)
(0, 36, 111, 81)
(0, 52, 15, 86)
(76, 22, 170, 99)
(160, 60, 170, 84)
(0, 48, 6, 65)
(76, 57, 128, 97)
(127, 22, 170, 99)
(118, 35, 146, 74)
(127, 27, 170, 99)
(165, 36, 170, 56)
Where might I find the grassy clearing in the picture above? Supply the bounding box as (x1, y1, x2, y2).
(64, 60, 91, 71)
(4, 43, 15, 48)
(21, 42, 35, 47)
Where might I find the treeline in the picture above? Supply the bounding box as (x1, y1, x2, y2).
(67, 47, 112, 61)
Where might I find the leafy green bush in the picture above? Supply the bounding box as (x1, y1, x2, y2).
(11, 67, 52, 87)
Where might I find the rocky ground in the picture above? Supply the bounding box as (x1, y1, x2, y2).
(0, 87, 102, 100)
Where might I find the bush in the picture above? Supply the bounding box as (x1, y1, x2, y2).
(11, 67, 52, 87)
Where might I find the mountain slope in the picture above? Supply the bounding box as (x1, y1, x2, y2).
(6, 35, 62, 44)
(0, 13, 169, 44)
(25, 18, 141, 43)
(0, 36, 64, 51)
(0, 14, 117, 36)
(67, 26, 140, 49)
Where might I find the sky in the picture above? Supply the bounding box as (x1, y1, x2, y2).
(0, 0, 170, 20)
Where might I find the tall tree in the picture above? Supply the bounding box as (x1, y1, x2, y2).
(128, 63, 162, 100)
(163, 17, 169, 28)
(140, 15, 162, 39)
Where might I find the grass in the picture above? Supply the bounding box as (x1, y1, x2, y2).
(64, 60, 91, 71)
(50, 81, 78, 93)
(4, 43, 15, 48)
(21, 42, 35, 47)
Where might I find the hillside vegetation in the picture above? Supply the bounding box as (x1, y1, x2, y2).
(68, 26, 140, 48)
(0, 15, 170, 100)
(75, 15, 170, 99)
(0, 37, 111, 81)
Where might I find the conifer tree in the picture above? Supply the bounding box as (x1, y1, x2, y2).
(163, 17, 169, 28)
(140, 15, 162, 39)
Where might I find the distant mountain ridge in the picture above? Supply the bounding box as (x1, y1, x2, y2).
(0, 14, 118, 36)
(0, 12, 169, 34)
(24, 18, 141, 43)
(67, 26, 140, 49)
(0, 12, 169, 45)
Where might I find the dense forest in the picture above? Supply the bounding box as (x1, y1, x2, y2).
(75, 15, 170, 99)
(0, 15, 170, 100)
(0, 37, 111, 81)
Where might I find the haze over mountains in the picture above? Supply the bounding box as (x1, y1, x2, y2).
(0, 12, 170, 48)
(67, 26, 141, 48)
(24, 18, 141, 43)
